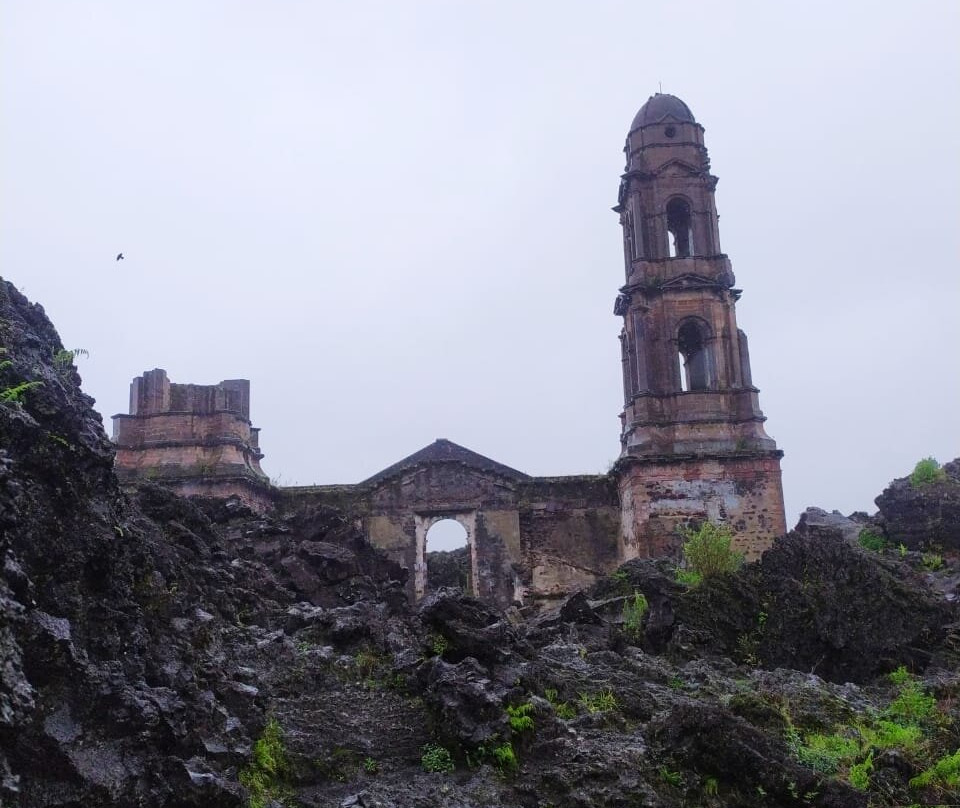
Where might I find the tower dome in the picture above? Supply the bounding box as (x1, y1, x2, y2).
(630, 93, 696, 131)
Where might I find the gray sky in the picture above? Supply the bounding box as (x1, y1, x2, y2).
(3, 0, 958, 533)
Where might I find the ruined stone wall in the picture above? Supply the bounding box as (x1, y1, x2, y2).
(618, 453, 785, 561)
(279, 469, 624, 609)
(113, 369, 270, 510)
(517, 476, 621, 603)
(358, 464, 523, 606)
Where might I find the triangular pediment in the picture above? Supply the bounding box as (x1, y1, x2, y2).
(652, 158, 701, 178)
(660, 273, 723, 290)
(360, 438, 529, 488)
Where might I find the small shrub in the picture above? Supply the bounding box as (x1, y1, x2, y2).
(868, 720, 922, 752)
(429, 633, 449, 658)
(554, 701, 577, 720)
(52, 347, 88, 371)
(678, 522, 743, 584)
(659, 766, 683, 787)
(420, 743, 454, 773)
(545, 689, 576, 719)
(621, 591, 648, 637)
(857, 529, 886, 552)
(579, 689, 619, 714)
(354, 649, 381, 677)
(493, 741, 518, 774)
(363, 756, 379, 774)
(239, 718, 290, 808)
(0, 349, 43, 405)
(795, 732, 860, 774)
(921, 552, 944, 571)
(848, 752, 873, 791)
(506, 702, 535, 733)
(898, 542, 908, 558)
(909, 748, 960, 790)
(674, 567, 702, 587)
(0, 380, 42, 403)
(886, 679, 937, 725)
(910, 457, 947, 488)
(888, 665, 912, 686)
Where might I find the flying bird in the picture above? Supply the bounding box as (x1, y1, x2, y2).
(116, 253, 124, 261)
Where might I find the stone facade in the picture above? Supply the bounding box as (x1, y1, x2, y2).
(612, 94, 786, 559)
(277, 440, 621, 608)
(111, 93, 786, 605)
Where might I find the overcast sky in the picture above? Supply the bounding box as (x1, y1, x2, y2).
(2, 0, 958, 532)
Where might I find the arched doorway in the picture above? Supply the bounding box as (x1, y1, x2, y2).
(425, 519, 472, 595)
(414, 512, 478, 600)
(427, 519, 468, 552)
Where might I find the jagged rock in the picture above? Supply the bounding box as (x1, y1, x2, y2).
(415, 656, 515, 746)
(875, 458, 960, 550)
(418, 588, 529, 664)
(793, 506, 864, 542)
(545, 590, 598, 625)
(1, 279, 958, 808)
(649, 702, 865, 807)
(671, 530, 957, 683)
(590, 558, 684, 650)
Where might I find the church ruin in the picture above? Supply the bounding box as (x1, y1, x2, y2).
(112, 94, 786, 607)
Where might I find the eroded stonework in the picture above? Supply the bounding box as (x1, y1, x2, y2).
(112, 369, 272, 510)
(613, 93, 786, 558)
(111, 93, 786, 607)
(277, 440, 621, 607)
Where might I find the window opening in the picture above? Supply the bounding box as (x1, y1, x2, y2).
(666, 198, 694, 258)
(624, 211, 636, 260)
(631, 205, 643, 258)
(677, 320, 711, 391)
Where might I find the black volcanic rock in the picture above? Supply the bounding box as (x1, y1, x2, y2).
(669, 530, 956, 683)
(876, 458, 960, 550)
(0, 278, 957, 808)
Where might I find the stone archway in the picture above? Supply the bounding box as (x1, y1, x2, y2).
(414, 511, 479, 600)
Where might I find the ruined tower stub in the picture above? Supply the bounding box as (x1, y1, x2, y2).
(613, 93, 786, 559)
(112, 369, 272, 510)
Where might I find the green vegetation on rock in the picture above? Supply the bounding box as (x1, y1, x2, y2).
(239, 718, 292, 808)
(785, 665, 952, 796)
(857, 528, 886, 552)
(420, 743, 454, 773)
(676, 521, 744, 586)
(909, 457, 947, 488)
(506, 701, 535, 733)
(621, 591, 648, 639)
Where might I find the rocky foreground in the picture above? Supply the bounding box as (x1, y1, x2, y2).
(1, 279, 958, 808)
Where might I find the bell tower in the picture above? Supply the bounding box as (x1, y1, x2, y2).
(613, 93, 786, 560)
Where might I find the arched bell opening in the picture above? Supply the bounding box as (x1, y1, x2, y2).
(666, 197, 694, 258)
(676, 318, 714, 391)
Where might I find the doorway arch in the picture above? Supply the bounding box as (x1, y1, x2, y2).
(426, 519, 468, 552)
(414, 511, 479, 600)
